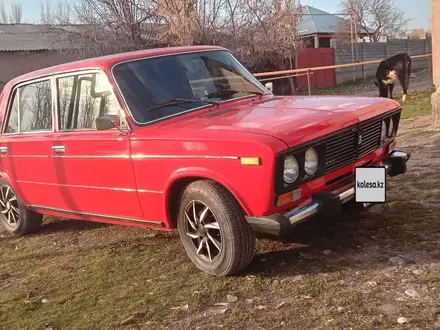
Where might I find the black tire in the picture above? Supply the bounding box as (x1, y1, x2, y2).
(0, 179, 43, 236)
(177, 180, 256, 276)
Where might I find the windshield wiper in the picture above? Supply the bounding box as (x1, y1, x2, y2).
(204, 89, 264, 99)
(148, 98, 219, 111)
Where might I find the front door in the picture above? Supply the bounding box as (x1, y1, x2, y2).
(50, 70, 143, 220)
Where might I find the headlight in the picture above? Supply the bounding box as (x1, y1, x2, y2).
(304, 148, 319, 176)
(388, 119, 394, 137)
(381, 120, 387, 142)
(284, 155, 299, 184)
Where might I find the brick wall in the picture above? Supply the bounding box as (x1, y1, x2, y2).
(330, 38, 432, 84)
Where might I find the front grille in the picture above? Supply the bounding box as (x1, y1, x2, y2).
(324, 128, 357, 173)
(358, 118, 382, 158)
(323, 110, 401, 174)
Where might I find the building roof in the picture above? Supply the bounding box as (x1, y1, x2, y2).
(297, 5, 373, 37)
(0, 24, 81, 51)
(0, 23, 169, 52)
(5, 46, 225, 87)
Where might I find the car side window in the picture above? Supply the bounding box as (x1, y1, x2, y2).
(4, 80, 53, 134)
(57, 72, 120, 131)
(6, 92, 19, 133)
(20, 80, 53, 132)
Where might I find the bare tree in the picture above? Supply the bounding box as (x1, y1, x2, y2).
(237, 0, 303, 69)
(40, 0, 72, 24)
(41, 0, 165, 58)
(154, 0, 227, 46)
(341, 0, 410, 42)
(408, 28, 426, 40)
(0, 1, 8, 23)
(10, 1, 23, 23)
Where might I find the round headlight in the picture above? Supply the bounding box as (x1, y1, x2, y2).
(305, 148, 319, 176)
(388, 119, 394, 137)
(381, 120, 387, 142)
(284, 155, 299, 184)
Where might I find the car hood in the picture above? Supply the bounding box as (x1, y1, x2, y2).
(158, 95, 400, 147)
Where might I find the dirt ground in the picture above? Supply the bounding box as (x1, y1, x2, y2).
(2, 107, 440, 329)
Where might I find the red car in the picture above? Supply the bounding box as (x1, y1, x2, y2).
(0, 46, 410, 276)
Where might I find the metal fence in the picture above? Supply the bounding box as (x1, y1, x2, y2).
(253, 54, 432, 96)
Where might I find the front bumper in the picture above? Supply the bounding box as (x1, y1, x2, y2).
(245, 150, 411, 236)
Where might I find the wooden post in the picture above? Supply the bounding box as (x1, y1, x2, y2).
(350, 13, 355, 81)
(307, 70, 311, 95)
(432, 0, 440, 130)
(361, 39, 365, 79)
(314, 35, 319, 48)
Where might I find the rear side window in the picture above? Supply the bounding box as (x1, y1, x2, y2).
(57, 72, 120, 131)
(4, 79, 53, 134)
(20, 81, 52, 132)
(6, 93, 18, 133)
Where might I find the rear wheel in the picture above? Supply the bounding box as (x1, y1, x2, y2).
(0, 179, 43, 236)
(177, 180, 256, 276)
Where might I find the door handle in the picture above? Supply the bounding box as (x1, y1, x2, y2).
(52, 145, 66, 153)
(0, 146, 8, 154)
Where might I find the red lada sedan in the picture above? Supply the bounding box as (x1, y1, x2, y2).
(0, 46, 410, 276)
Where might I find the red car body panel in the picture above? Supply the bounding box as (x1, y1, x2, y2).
(0, 46, 402, 231)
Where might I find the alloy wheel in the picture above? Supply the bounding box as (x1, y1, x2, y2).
(184, 200, 222, 262)
(0, 185, 20, 228)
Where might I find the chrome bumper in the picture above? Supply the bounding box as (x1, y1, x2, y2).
(283, 186, 355, 226)
(245, 150, 411, 236)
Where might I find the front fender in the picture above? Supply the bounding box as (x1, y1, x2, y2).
(165, 166, 252, 215)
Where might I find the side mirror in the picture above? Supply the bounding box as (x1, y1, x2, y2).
(96, 114, 120, 130)
(265, 82, 273, 92)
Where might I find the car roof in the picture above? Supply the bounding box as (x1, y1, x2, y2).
(7, 45, 226, 86)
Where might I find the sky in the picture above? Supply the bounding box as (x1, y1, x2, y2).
(304, 0, 431, 30)
(0, 0, 432, 31)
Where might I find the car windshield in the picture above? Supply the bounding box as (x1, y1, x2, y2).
(112, 50, 268, 124)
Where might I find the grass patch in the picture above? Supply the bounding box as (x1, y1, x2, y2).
(400, 89, 434, 119)
(313, 76, 433, 120)
(312, 76, 376, 96)
(312, 67, 430, 97)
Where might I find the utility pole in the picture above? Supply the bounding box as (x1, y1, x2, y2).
(432, 0, 440, 130)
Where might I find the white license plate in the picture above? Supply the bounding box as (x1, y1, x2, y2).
(354, 166, 386, 204)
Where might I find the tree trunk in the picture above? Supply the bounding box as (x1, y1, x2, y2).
(287, 77, 296, 95)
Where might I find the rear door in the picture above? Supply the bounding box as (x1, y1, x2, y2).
(0, 78, 57, 207)
(50, 70, 144, 220)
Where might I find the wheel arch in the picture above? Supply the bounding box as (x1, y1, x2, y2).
(0, 169, 26, 204)
(165, 168, 250, 229)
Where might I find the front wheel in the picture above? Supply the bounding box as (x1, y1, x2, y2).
(177, 180, 256, 276)
(0, 179, 43, 236)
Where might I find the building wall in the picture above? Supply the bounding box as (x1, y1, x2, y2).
(433, 0, 440, 87)
(0, 50, 75, 91)
(330, 38, 432, 84)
